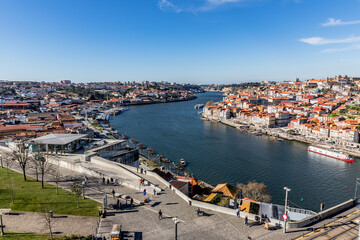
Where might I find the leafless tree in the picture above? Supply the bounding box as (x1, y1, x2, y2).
(11, 142, 32, 181)
(237, 180, 272, 203)
(0, 150, 14, 174)
(30, 157, 40, 181)
(71, 182, 83, 208)
(39, 204, 55, 240)
(33, 152, 52, 188)
(48, 169, 62, 195)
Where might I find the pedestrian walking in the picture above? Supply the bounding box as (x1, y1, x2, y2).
(116, 199, 120, 209)
(112, 189, 115, 198)
(245, 215, 248, 226)
(102, 177, 105, 184)
(236, 209, 240, 218)
(84, 176, 88, 185)
(140, 178, 142, 186)
(158, 209, 162, 220)
(130, 197, 134, 206)
(153, 189, 156, 196)
(107, 178, 110, 185)
(143, 189, 147, 196)
(140, 168, 143, 174)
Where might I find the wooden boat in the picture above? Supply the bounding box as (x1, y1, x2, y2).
(159, 155, 170, 163)
(147, 148, 156, 155)
(174, 164, 183, 171)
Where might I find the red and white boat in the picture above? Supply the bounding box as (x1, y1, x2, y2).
(308, 146, 353, 162)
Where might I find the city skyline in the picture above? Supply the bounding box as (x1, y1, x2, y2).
(0, 0, 360, 83)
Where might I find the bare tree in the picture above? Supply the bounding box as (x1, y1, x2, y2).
(39, 204, 55, 240)
(237, 181, 272, 203)
(11, 142, 31, 181)
(48, 169, 62, 195)
(71, 182, 82, 208)
(33, 152, 52, 188)
(30, 157, 40, 181)
(0, 151, 14, 174)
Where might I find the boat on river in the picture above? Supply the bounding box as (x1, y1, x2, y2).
(180, 158, 187, 167)
(138, 143, 146, 149)
(130, 139, 138, 144)
(159, 155, 170, 163)
(308, 146, 353, 162)
(147, 148, 156, 155)
(122, 135, 128, 139)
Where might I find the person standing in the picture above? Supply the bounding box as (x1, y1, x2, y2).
(112, 189, 115, 198)
(158, 209, 162, 220)
(245, 215, 248, 226)
(236, 208, 240, 218)
(130, 197, 134, 207)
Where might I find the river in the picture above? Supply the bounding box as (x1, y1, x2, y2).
(110, 92, 360, 212)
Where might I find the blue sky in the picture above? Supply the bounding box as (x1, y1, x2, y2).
(0, 0, 359, 84)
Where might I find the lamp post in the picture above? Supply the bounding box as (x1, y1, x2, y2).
(0, 213, 4, 235)
(283, 187, 291, 234)
(172, 217, 179, 240)
(82, 181, 85, 199)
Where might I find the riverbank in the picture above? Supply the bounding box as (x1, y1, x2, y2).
(202, 115, 360, 158)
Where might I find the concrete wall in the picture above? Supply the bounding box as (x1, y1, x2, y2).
(287, 199, 355, 229)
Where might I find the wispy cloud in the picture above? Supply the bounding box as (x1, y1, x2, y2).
(322, 44, 360, 53)
(322, 18, 360, 27)
(299, 36, 360, 45)
(158, 0, 257, 13)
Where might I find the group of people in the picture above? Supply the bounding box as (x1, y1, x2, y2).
(243, 214, 270, 229)
(139, 178, 146, 186)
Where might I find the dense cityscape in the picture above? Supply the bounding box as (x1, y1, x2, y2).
(1, 0, 360, 239)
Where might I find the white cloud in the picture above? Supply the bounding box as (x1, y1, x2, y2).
(299, 36, 360, 45)
(322, 44, 360, 53)
(322, 18, 360, 27)
(158, 0, 254, 13)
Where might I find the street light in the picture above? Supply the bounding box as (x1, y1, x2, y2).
(283, 187, 291, 234)
(172, 217, 180, 240)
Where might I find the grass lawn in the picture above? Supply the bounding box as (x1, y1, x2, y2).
(0, 168, 101, 216)
(0, 233, 51, 240)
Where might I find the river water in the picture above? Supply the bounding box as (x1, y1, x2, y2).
(110, 92, 360, 212)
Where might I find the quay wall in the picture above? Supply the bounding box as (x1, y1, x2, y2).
(287, 199, 355, 228)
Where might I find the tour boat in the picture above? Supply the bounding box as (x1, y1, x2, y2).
(308, 146, 353, 162)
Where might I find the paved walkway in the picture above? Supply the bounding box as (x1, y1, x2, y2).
(3, 212, 98, 237)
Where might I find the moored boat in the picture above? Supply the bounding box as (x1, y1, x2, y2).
(130, 139, 138, 144)
(308, 146, 353, 162)
(147, 148, 156, 155)
(122, 135, 128, 139)
(180, 158, 187, 167)
(138, 143, 146, 149)
(159, 155, 170, 163)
